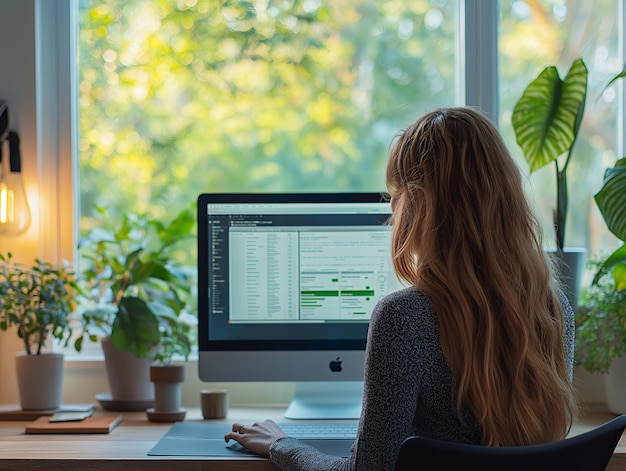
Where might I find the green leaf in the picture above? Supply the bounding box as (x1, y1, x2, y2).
(131, 260, 173, 284)
(593, 245, 626, 285)
(512, 58, 588, 172)
(613, 262, 626, 291)
(603, 70, 626, 93)
(111, 296, 160, 358)
(150, 208, 195, 252)
(595, 158, 626, 243)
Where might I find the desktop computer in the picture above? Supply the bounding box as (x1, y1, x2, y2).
(196, 192, 404, 420)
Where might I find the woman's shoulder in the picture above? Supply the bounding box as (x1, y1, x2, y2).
(368, 286, 442, 356)
(371, 287, 436, 327)
(377, 286, 433, 310)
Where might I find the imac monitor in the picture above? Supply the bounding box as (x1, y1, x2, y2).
(197, 193, 403, 419)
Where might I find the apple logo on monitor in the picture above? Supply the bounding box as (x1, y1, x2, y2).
(329, 357, 342, 372)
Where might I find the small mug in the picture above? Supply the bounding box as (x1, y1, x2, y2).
(200, 389, 229, 419)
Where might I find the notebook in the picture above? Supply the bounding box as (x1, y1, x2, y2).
(25, 414, 122, 434)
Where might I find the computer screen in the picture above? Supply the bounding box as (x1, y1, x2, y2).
(197, 193, 404, 419)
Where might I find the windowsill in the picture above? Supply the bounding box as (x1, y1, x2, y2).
(62, 352, 200, 364)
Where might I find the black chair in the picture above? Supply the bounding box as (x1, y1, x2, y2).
(395, 415, 626, 471)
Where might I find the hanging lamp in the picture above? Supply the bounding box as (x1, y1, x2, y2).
(0, 102, 31, 235)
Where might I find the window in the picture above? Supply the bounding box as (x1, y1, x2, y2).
(60, 1, 624, 356)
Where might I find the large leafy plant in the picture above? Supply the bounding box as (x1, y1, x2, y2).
(575, 72, 626, 374)
(0, 253, 79, 355)
(512, 58, 588, 251)
(77, 207, 196, 362)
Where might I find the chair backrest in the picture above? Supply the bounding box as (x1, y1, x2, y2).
(395, 415, 626, 471)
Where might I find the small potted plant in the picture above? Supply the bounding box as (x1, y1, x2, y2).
(77, 206, 195, 410)
(512, 57, 588, 307)
(0, 253, 79, 410)
(147, 310, 195, 422)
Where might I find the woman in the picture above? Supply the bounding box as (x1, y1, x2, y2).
(224, 107, 578, 470)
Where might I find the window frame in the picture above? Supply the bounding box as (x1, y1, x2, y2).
(37, 0, 77, 264)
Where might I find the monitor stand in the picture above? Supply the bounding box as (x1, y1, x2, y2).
(283, 381, 363, 420)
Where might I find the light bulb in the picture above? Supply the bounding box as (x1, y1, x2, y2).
(0, 130, 30, 235)
(0, 170, 30, 235)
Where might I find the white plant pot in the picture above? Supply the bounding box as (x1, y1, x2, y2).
(606, 355, 626, 415)
(15, 352, 64, 410)
(101, 337, 153, 401)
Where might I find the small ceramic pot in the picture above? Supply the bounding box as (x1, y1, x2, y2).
(146, 364, 186, 422)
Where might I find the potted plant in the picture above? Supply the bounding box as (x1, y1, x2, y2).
(512, 57, 588, 307)
(76, 206, 196, 410)
(0, 253, 79, 410)
(146, 318, 194, 423)
(575, 158, 626, 413)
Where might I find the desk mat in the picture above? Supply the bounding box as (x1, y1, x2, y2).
(148, 423, 255, 457)
(148, 422, 352, 457)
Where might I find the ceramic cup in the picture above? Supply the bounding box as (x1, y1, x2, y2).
(200, 390, 229, 419)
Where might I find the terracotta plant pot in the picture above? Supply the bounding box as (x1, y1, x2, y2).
(15, 353, 64, 410)
(146, 364, 186, 422)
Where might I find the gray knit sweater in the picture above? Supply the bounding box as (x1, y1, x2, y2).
(269, 287, 575, 471)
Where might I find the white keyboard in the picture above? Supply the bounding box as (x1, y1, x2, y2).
(278, 422, 358, 439)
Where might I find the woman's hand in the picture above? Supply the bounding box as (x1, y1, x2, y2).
(224, 419, 288, 456)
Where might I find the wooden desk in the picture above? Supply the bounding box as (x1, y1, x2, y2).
(0, 406, 281, 471)
(1, 405, 625, 470)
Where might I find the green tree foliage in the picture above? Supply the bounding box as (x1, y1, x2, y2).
(78, 0, 456, 232)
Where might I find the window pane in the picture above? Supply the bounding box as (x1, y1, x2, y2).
(498, 0, 621, 257)
(74, 0, 457, 358)
(78, 0, 458, 229)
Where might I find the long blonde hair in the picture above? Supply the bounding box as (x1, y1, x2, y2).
(386, 107, 577, 446)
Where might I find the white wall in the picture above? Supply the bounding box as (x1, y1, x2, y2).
(62, 360, 294, 408)
(0, 0, 42, 405)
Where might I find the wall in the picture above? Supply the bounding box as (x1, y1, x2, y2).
(63, 360, 294, 408)
(0, 0, 609, 411)
(0, 0, 41, 405)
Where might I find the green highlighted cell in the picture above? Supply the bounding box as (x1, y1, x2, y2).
(301, 291, 339, 296)
(340, 290, 375, 296)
